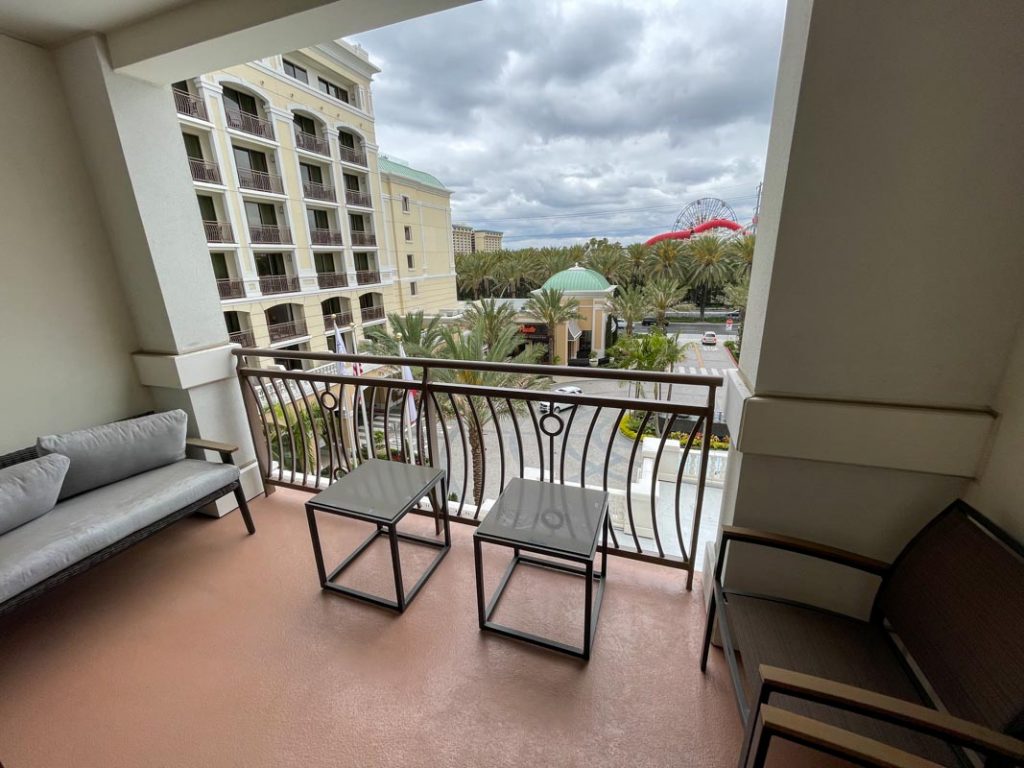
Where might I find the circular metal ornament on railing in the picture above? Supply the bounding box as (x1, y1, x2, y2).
(539, 411, 564, 438)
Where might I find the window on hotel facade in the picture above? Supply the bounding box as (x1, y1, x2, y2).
(404, 226, 413, 241)
(182, 132, 203, 160)
(293, 113, 317, 137)
(349, 213, 366, 232)
(410, 282, 418, 296)
(210, 252, 229, 279)
(401, 195, 410, 213)
(307, 208, 330, 230)
(222, 87, 258, 116)
(318, 77, 348, 103)
(233, 146, 268, 174)
(254, 252, 288, 276)
(197, 195, 217, 221)
(406, 254, 414, 269)
(314, 252, 336, 273)
(244, 201, 278, 226)
(283, 59, 308, 84)
(299, 163, 323, 185)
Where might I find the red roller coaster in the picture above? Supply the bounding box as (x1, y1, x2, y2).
(643, 197, 744, 247)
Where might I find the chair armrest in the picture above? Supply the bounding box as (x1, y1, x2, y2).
(185, 438, 239, 462)
(720, 525, 889, 577)
(754, 704, 944, 768)
(757, 665, 1024, 763)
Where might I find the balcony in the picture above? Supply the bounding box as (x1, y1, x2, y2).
(338, 145, 367, 166)
(203, 220, 234, 243)
(309, 228, 343, 246)
(187, 158, 220, 184)
(258, 275, 299, 295)
(302, 179, 336, 202)
(248, 224, 291, 244)
(216, 278, 245, 299)
(294, 129, 330, 156)
(316, 272, 348, 289)
(344, 189, 373, 208)
(355, 269, 381, 285)
(350, 231, 376, 247)
(172, 89, 208, 121)
(266, 318, 307, 342)
(322, 310, 353, 330)
(237, 169, 285, 195)
(360, 304, 385, 322)
(227, 329, 254, 346)
(224, 107, 274, 140)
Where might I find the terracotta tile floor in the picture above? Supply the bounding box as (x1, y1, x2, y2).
(0, 488, 838, 767)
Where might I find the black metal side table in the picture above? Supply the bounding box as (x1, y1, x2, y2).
(473, 478, 610, 660)
(305, 459, 449, 613)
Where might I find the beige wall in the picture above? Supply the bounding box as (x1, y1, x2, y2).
(967, 323, 1024, 541)
(0, 34, 151, 452)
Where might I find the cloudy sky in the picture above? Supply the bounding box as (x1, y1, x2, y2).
(352, 0, 787, 248)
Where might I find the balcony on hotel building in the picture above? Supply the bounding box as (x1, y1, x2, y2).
(227, 328, 254, 347)
(349, 231, 376, 247)
(216, 278, 245, 300)
(187, 158, 221, 184)
(222, 87, 275, 140)
(172, 87, 208, 121)
(302, 179, 335, 202)
(309, 228, 343, 246)
(294, 128, 330, 157)
(202, 220, 234, 243)
(316, 271, 348, 289)
(237, 168, 285, 195)
(359, 303, 385, 322)
(321, 310, 353, 331)
(344, 188, 373, 208)
(354, 269, 381, 285)
(248, 223, 291, 244)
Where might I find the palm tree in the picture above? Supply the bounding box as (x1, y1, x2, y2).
(727, 234, 756, 280)
(625, 242, 649, 285)
(461, 299, 520, 348)
(607, 329, 687, 401)
(585, 243, 629, 285)
(433, 324, 546, 504)
(609, 284, 649, 336)
(643, 278, 687, 329)
(523, 288, 581, 363)
(647, 240, 685, 281)
(364, 311, 442, 359)
(684, 235, 732, 318)
(455, 252, 493, 299)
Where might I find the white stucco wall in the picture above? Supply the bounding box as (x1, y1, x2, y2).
(0, 34, 151, 452)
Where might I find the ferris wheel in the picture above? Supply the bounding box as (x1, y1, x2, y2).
(672, 197, 738, 232)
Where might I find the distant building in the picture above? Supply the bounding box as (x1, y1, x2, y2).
(453, 224, 503, 255)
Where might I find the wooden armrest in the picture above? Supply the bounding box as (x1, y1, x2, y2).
(721, 525, 889, 576)
(186, 438, 239, 457)
(756, 704, 944, 768)
(758, 665, 1024, 762)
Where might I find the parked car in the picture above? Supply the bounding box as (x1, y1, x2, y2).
(702, 331, 718, 346)
(539, 385, 584, 413)
(725, 310, 741, 318)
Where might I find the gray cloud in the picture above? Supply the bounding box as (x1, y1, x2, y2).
(353, 0, 785, 247)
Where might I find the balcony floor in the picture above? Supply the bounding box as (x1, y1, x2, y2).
(0, 488, 834, 767)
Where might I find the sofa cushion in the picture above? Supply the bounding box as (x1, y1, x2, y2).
(0, 459, 238, 604)
(38, 410, 187, 500)
(0, 454, 71, 536)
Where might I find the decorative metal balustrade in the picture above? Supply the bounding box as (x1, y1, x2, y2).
(316, 272, 348, 289)
(294, 130, 330, 156)
(266, 319, 307, 342)
(237, 169, 285, 194)
(173, 89, 208, 121)
(350, 231, 376, 247)
(338, 145, 367, 166)
(249, 224, 291, 244)
(355, 270, 381, 285)
(322, 311, 353, 330)
(258, 275, 300, 295)
(216, 278, 245, 299)
(232, 349, 721, 588)
(360, 304, 385, 321)
(188, 158, 221, 184)
(344, 189, 373, 208)
(310, 228, 344, 246)
(302, 180, 336, 202)
(228, 329, 255, 347)
(203, 220, 234, 243)
(225, 107, 274, 139)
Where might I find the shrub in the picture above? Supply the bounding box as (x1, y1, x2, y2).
(618, 413, 730, 450)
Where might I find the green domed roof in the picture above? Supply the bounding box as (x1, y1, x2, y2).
(541, 264, 611, 292)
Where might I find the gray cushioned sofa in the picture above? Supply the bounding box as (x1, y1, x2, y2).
(0, 410, 254, 616)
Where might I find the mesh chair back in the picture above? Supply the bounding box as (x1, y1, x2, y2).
(876, 501, 1024, 739)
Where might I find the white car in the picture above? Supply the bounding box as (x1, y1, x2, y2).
(701, 331, 718, 346)
(539, 385, 584, 413)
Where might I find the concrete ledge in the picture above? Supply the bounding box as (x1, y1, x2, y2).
(133, 344, 237, 390)
(727, 369, 994, 478)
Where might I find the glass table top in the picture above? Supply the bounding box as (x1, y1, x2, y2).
(308, 459, 444, 523)
(474, 479, 609, 558)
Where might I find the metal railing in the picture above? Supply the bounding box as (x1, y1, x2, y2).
(258, 275, 300, 295)
(310, 228, 344, 246)
(216, 278, 245, 299)
(360, 304, 385, 321)
(345, 189, 373, 208)
(249, 224, 291, 244)
(228, 329, 255, 347)
(188, 158, 221, 184)
(225, 107, 274, 139)
(338, 145, 367, 166)
(350, 231, 376, 247)
(323, 311, 354, 330)
(316, 272, 348, 289)
(173, 89, 208, 121)
(266, 319, 308, 343)
(232, 349, 721, 588)
(203, 220, 234, 243)
(302, 180, 336, 202)
(294, 129, 330, 156)
(355, 269, 381, 285)
(237, 169, 285, 194)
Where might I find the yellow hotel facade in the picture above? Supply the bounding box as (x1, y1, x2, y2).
(172, 39, 457, 367)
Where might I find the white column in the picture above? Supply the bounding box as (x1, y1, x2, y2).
(56, 35, 263, 511)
